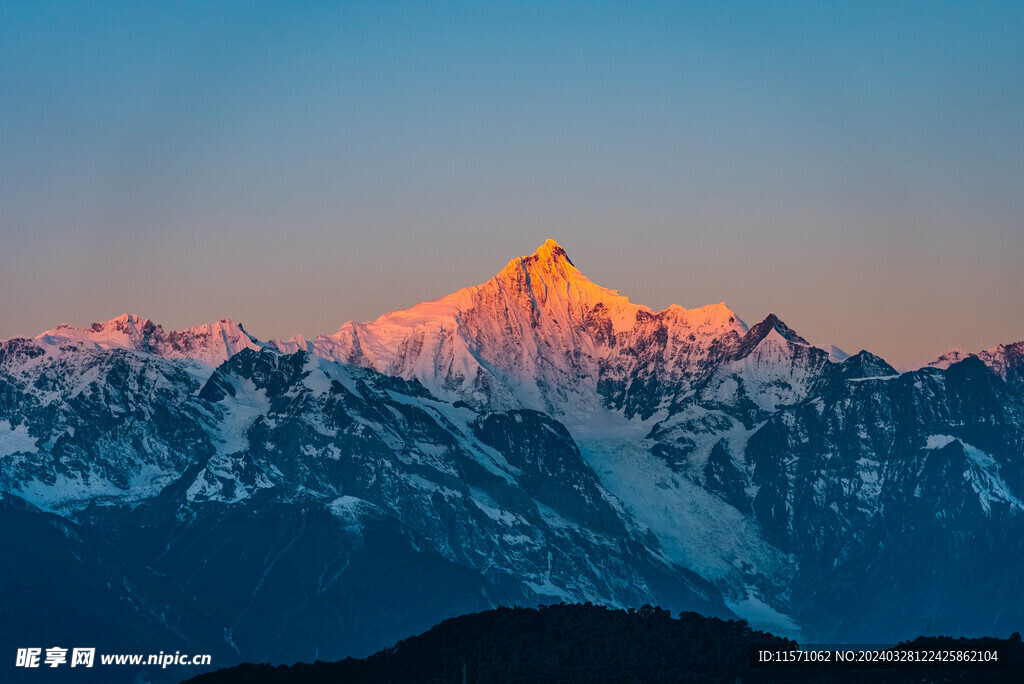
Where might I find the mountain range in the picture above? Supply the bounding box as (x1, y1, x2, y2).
(2, 240, 1023, 676)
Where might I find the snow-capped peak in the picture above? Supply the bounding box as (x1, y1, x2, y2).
(496, 239, 581, 287)
(732, 314, 809, 359)
(925, 347, 971, 370)
(530, 237, 574, 268)
(160, 318, 264, 368)
(818, 343, 851, 363)
(491, 239, 643, 329)
(304, 240, 757, 416)
(762, 313, 809, 345)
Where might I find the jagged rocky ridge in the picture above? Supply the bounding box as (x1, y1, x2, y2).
(35, 314, 264, 371)
(2, 240, 1023, 671)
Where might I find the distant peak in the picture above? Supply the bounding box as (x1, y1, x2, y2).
(925, 348, 971, 371)
(96, 313, 150, 330)
(111, 313, 141, 323)
(195, 318, 244, 331)
(817, 343, 851, 363)
(836, 350, 898, 378)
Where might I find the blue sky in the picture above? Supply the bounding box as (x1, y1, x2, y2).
(1, 1, 1022, 364)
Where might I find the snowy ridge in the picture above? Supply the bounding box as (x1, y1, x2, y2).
(925, 341, 1024, 385)
(34, 314, 263, 369)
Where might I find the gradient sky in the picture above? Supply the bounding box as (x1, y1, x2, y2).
(1, 1, 1022, 366)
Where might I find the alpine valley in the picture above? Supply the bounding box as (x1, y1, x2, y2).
(3, 241, 1023, 673)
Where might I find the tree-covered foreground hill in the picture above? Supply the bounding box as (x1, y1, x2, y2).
(186, 603, 1024, 683)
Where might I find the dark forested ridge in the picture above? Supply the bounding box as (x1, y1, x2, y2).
(185, 604, 1024, 683)
(187, 603, 790, 683)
